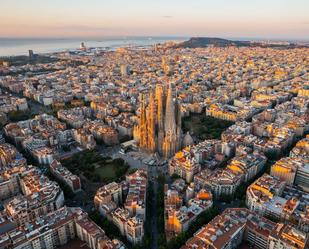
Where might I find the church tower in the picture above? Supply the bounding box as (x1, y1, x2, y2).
(163, 83, 177, 158)
(164, 83, 176, 134)
(156, 84, 165, 155)
(139, 94, 148, 149)
(175, 99, 182, 152)
(147, 91, 156, 152)
(135, 83, 183, 158)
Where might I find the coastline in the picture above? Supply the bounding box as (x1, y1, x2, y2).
(0, 37, 186, 57)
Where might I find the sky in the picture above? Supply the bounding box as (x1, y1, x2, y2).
(1, 0, 309, 40)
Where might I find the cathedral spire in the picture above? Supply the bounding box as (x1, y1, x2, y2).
(147, 90, 156, 152)
(136, 84, 182, 158)
(165, 83, 176, 134)
(156, 84, 164, 131)
(139, 93, 148, 149)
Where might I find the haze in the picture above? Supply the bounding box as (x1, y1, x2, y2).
(1, 0, 309, 40)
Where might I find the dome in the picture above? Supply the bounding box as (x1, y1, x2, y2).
(183, 132, 194, 147)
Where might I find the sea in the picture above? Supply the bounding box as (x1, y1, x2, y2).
(0, 37, 187, 57)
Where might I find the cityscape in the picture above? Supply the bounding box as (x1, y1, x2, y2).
(0, 1, 309, 249)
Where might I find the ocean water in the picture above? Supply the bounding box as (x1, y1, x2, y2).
(0, 37, 186, 57)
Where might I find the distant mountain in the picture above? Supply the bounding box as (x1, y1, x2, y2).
(176, 37, 249, 48)
(176, 37, 307, 48)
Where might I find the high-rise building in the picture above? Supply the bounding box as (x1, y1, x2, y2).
(120, 64, 130, 76)
(134, 83, 182, 158)
(80, 42, 86, 50)
(28, 50, 34, 59)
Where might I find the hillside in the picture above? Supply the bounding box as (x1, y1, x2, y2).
(177, 37, 249, 48)
(176, 37, 305, 49)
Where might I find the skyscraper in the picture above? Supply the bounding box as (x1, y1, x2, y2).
(134, 83, 182, 158)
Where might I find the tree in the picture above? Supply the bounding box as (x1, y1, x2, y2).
(8, 110, 32, 122)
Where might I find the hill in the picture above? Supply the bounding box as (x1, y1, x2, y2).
(177, 37, 249, 48)
(176, 37, 306, 49)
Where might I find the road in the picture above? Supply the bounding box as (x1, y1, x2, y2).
(147, 162, 161, 249)
(214, 199, 241, 212)
(151, 177, 158, 249)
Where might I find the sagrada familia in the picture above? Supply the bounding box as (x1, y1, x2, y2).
(133, 83, 183, 158)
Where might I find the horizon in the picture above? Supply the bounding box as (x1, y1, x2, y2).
(1, 36, 309, 43)
(1, 0, 308, 40)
